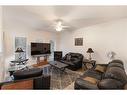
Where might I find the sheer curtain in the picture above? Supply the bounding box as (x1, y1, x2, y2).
(0, 31, 4, 82)
(0, 6, 4, 82)
(0, 6, 2, 53)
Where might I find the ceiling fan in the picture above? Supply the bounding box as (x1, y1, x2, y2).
(53, 19, 70, 32)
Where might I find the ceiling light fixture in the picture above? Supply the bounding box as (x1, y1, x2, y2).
(55, 20, 63, 32)
(54, 19, 69, 32)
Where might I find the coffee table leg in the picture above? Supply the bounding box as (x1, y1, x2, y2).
(60, 67, 65, 77)
(50, 66, 54, 76)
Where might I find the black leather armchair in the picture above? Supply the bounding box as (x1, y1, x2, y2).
(60, 52, 84, 71)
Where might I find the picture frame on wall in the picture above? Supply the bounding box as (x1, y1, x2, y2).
(75, 38, 83, 46)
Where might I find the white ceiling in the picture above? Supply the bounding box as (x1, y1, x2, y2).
(3, 6, 127, 32)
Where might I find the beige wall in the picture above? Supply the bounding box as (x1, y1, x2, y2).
(2, 6, 61, 79)
(59, 18, 127, 72)
(4, 29, 59, 78)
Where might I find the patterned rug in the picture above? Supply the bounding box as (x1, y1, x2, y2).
(49, 67, 82, 90)
(5, 64, 82, 90)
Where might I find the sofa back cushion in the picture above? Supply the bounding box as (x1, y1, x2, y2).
(13, 68, 43, 80)
(68, 52, 83, 60)
(66, 54, 71, 61)
(83, 77, 99, 84)
(104, 67, 127, 84)
(108, 62, 124, 69)
(109, 59, 123, 65)
(83, 70, 102, 80)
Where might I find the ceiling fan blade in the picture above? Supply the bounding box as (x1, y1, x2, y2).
(62, 26, 70, 28)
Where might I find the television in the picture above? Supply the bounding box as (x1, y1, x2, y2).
(31, 42, 51, 55)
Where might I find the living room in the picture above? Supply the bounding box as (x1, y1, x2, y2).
(0, 3, 127, 93)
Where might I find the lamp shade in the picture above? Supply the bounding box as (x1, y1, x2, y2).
(87, 48, 94, 53)
(15, 47, 24, 53)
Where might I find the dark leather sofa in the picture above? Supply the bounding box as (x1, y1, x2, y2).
(60, 52, 84, 71)
(74, 59, 127, 89)
(0, 68, 50, 90)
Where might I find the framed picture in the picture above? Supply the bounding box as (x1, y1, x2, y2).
(75, 38, 83, 46)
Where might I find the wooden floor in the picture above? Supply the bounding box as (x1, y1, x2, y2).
(32, 60, 48, 67)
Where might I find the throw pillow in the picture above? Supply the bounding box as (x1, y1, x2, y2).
(66, 55, 71, 61)
(95, 65, 106, 73)
(83, 76, 99, 84)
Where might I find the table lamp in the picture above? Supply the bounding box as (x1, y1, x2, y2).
(15, 47, 24, 60)
(87, 48, 94, 60)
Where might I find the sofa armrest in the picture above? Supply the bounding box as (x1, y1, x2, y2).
(33, 75, 51, 89)
(60, 60, 74, 65)
(72, 59, 80, 63)
(124, 83, 127, 89)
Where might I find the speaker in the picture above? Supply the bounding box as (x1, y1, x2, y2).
(54, 51, 62, 61)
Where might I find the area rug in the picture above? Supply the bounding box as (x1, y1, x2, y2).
(5, 64, 82, 90)
(50, 67, 82, 90)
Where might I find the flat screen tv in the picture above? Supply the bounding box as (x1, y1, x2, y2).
(31, 42, 51, 55)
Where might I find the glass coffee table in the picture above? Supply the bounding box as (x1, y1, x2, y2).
(49, 61, 68, 75)
(49, 61, 68, 90)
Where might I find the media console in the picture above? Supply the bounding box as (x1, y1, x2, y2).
(31, 54, 50, 68)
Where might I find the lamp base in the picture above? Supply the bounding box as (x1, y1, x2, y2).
(89, 53, 92, 61)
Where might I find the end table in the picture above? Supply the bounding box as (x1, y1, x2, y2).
(83, 59, 96, 70)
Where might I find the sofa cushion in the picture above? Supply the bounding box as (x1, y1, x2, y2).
(95, 65, 106, 73)
(83, 77, 99, 84)
(75, 78, 99, 89)
(98, 79, 123, 89)
(70, 58, 77, 61)
(104, 67, 127, 84)
(83, 70, 102, 80)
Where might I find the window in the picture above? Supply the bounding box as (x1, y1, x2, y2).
(0, 31, 3, 53)
(0, 6, 2, 53)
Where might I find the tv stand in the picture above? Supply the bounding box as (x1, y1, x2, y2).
(32, 54, 50, 67)
(36, 55, 48, 64)
(37, 56, 41, 64)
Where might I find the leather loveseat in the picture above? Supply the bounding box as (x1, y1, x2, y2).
(74, 59, 127, 89)
(60, 52, 84, 71)
(0, 68, 51, 90)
